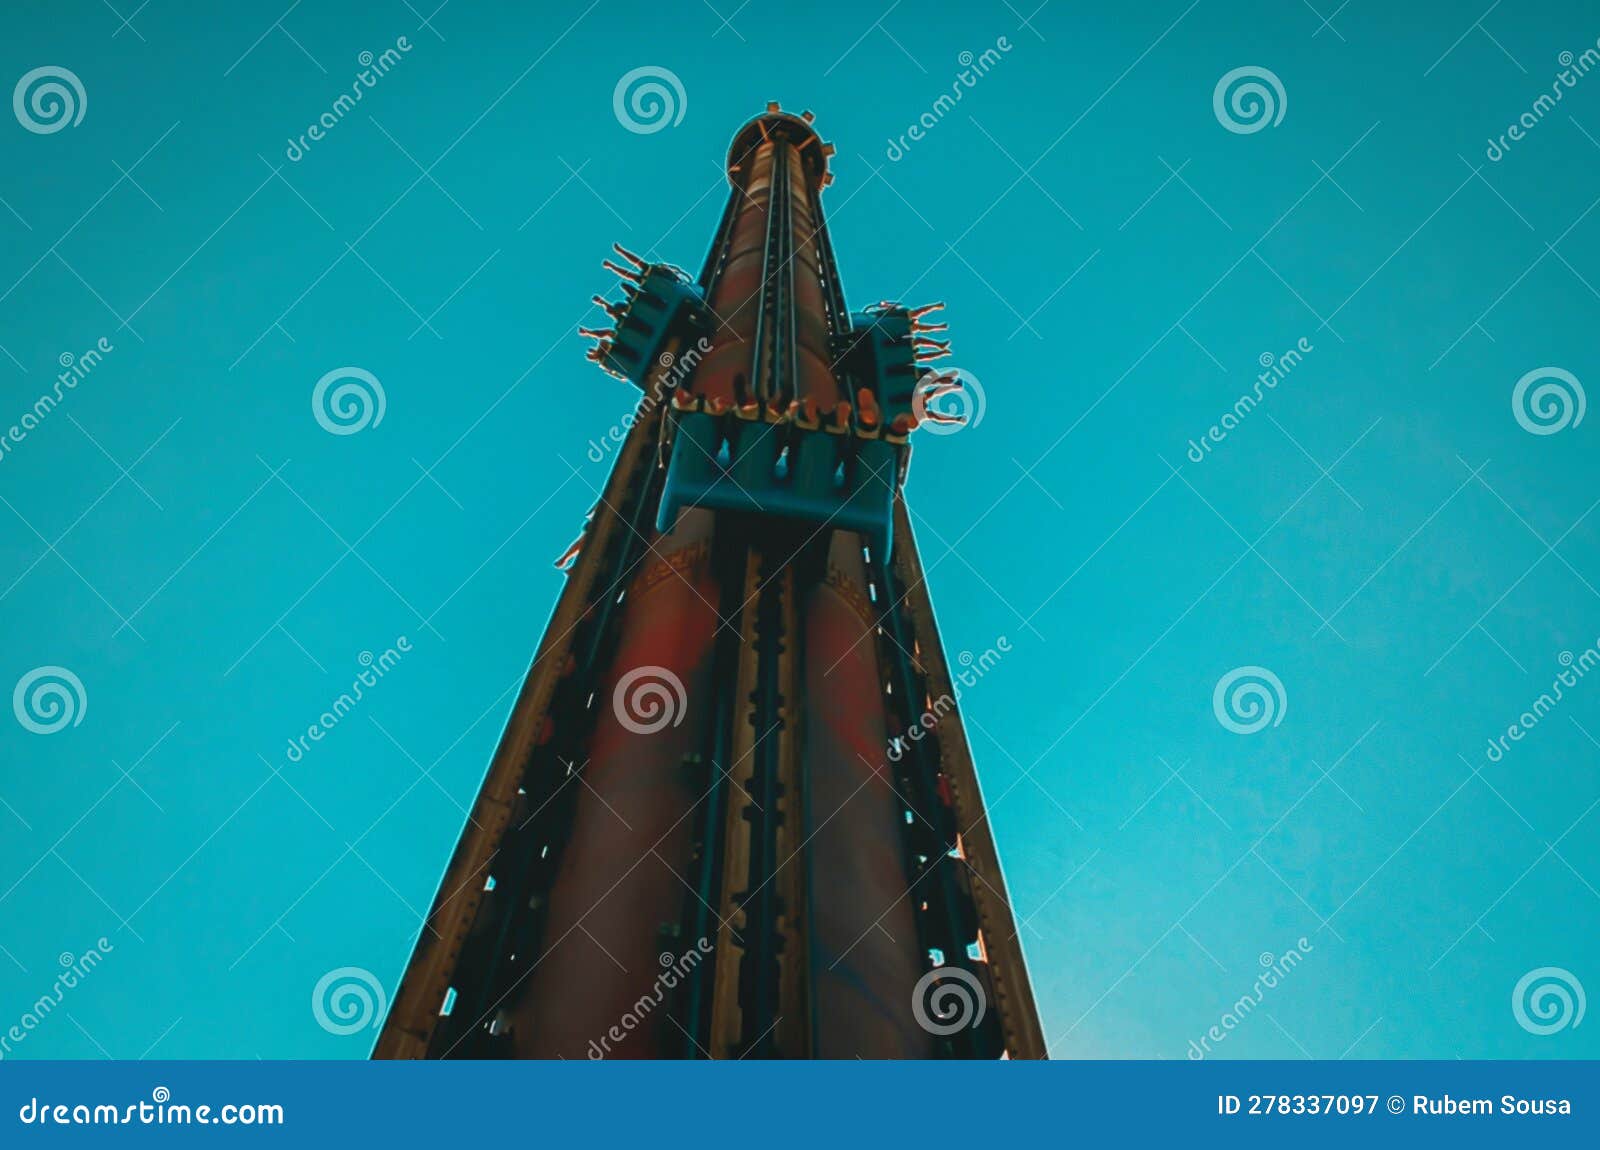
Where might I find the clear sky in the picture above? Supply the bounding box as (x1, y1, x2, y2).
(1, 0, 1597, 1060)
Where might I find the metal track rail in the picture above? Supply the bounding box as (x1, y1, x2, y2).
(374, 354, 675, 1059)
(738, 553, 786, 1055)
(440, 429, 666, 1057)
(874, 546, 1002, 1059)
(671, 542, 748, 1056)
(881, 499, 1048, 1059)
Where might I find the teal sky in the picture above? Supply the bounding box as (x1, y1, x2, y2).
(2, 0, 1598, 1060)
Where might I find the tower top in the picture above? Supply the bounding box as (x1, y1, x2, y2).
(727, 102, 835, 190)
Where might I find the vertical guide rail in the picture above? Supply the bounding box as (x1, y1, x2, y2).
(777, 143, 799, 406)
(738, 555, 792, 1056)
(876, 543, 998, 1068)
(705, 548, 804, 1057)
(670, 137, 755, 1054)
(882, 499, 1049, 1059)
(707, 552, 764, 1054)
(672, 542, 748, 1056)
(374, 358, 671, 1058)
(445, 436, 667, 1056)
(747, 142, 779, 402)
(814, 199, 849, 325)
(697, 174, 742, 293)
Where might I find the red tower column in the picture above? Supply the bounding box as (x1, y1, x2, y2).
(801, 532, 933, 1057)
(509, 512, 721, 1058)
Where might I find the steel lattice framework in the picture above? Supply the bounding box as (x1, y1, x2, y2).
(377, 106, 1044, 1060)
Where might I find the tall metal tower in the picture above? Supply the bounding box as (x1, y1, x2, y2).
(376, 106, 1044, 1059)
